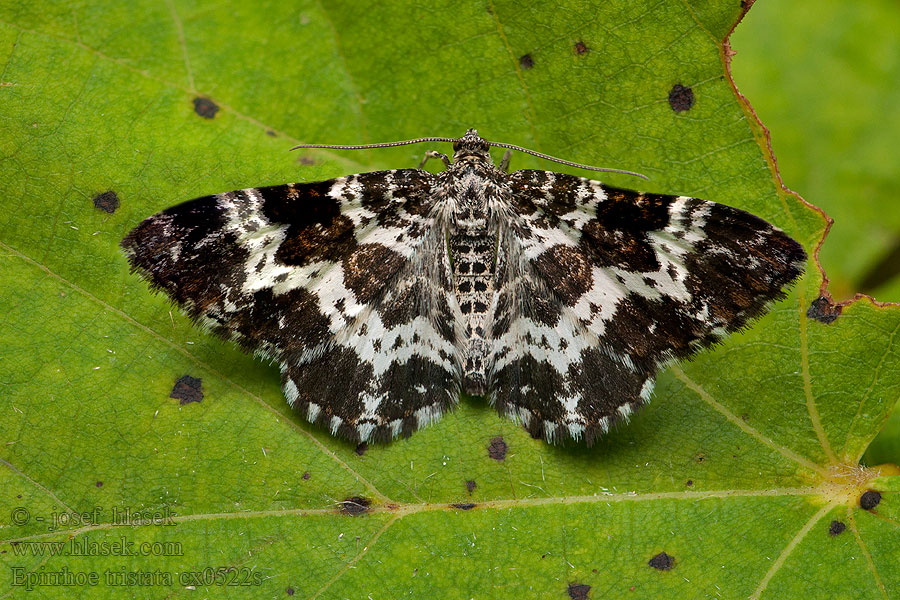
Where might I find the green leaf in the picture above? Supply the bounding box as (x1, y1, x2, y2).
(729, 0, 900, 480)
(1, 1, 899, 598)
(729, 0, 900, 300)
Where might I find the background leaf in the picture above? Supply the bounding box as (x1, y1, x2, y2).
(1, 1, 899, 598)
(729, 0, 900, 471)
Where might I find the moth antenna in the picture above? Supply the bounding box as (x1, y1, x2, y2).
(487, 141, 649, 180)
(290, 137, 457, 151)
(291, 135, 649, 180)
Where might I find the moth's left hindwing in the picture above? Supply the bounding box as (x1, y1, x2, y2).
(122, 170, 464, 443)
(487, 170, 806, 444)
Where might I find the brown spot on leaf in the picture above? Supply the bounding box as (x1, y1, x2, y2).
(355, 442, 368, 456)
(807, 296, 840, 324)
(170, 375, 203, 405)
(695, 452, 705, 463)
(574, 41, 588, 55)
(192, 96, 219, 119)
(95, 481, 103, 488)
(286, 586, 295, 595)
(298, 155, 316, 165)
(829, 520, 846, 536)
(860, 490, 881, 510)
(685, 480, 693, 487)
(568, 583, 591, 600)
(519, 54, 534, 69)
(668, 84, 694, 112)
(301, 472, 311, 480)
(488, 436, 508, 461)
(266, 129, 276, 137)
(465, 480, 477, 493)
(340, 496, 371, 516)
(648, 552, 674, 570)
(92, 190, 119, 213)
(450, 502, 476, 510)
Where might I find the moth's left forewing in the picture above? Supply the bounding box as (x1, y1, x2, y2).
(488, 170, 806, 444)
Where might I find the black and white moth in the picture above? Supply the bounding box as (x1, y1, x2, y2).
(121, 130, 806, 445)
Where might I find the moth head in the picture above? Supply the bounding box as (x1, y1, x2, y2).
(452, 129, 491, 162)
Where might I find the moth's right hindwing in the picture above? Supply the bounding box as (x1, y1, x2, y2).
(122, 169, 464, 443)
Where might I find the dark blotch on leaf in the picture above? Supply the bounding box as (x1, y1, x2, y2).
(685, 480, 693, 487)
(807, 296, 840, 324)
(649, 552, 675, 570)
(340, 496, 371, 516)
(170, 375, 203, 405)
(299, 155, 316, 166)
(355, 442, 368, 456)
(286, 586, 295, 596)
(519, 54, 534, 69)
(668, 84, 694, 112)
(301, 471, 311, 480)
(574, 41, 588, 55)
(829, 520, 846, 536)
(95, 481, 103, 488)
(450, 502, 476, 510)
(266, 130, 276, 137)
(193, 96, 219, 119)
(92, 190, 120, 213)
(466, 479, 477, 493)
(568, 583, 591, 600)
(488, 436, 508, 460)
(860, 490, 881, 510)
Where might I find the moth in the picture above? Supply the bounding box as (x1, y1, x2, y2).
(122, 130, 805, 445)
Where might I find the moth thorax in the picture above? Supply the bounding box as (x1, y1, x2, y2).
(453, 189, 489, 233)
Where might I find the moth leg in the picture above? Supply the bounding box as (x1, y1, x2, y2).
(418, 150, 451, 170)
(499, 149, 512, 172)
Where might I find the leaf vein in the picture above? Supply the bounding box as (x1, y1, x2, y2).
(671, 364, 828, 476)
